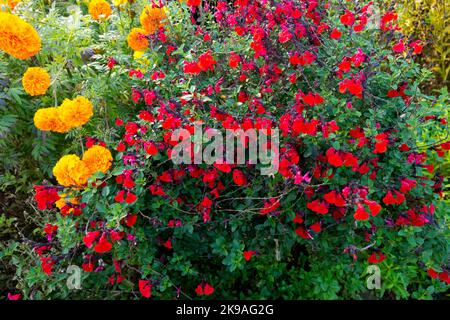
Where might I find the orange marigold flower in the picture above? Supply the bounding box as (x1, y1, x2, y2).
(82, 145, 113, 175)
(22, 67, 50, 96)
(139, 5, 166, 35)
(53, 155, 91, 187)
(88, 0, 112, 20)
(0, 0, 20, 10)
(58, 96, 94, 128)
(127, 28, 149, 51)
(0, 12, 41, 59)
(33, 107, 71, 133)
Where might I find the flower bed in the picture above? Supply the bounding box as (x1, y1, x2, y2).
(0, 0, 449, 300)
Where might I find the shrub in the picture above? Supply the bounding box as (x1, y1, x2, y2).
(1, 0, 449, 300)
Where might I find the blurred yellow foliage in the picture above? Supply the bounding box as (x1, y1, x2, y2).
(395, 0, 450, 90)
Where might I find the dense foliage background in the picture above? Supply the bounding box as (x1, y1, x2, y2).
(0, 0, 449, 300)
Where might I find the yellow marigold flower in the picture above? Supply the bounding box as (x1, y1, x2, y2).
(127, 28, 149, 52)
(33, 107, 70, 133)
(0, 12, 41, 60)
(82, 145, 113, 175)
(22, 67, 50, 96)
(139, 5, 167, 35)
(112, 0, 127, 6)
(58, 96, 94, 128)
(88, 0, 112, 20)
(134, 51, 151, 66)
(53, 155, 91, 187)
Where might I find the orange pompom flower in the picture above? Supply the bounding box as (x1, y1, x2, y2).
(82, 145, 113, 175)
(127, 28, 149, 51)
(52, 155, 91, 187)
(58, 96, 94, 129)
(88, 0, 112, 20)
(139, 5, 167, 35)
(22, 67, 50, 96)
(0, 12, 41, 59)
(33, 107, 71, 133)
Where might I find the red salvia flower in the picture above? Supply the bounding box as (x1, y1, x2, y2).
(139, 279, 152, 298)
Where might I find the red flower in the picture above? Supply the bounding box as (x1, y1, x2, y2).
(259, 198, 280, 215)
(201, 196, 213, 208)
(307, 200, 329, 215)
(145, 142, 158, 156)
(187, 0, 201, 7)
(116, 141, 126, 152)
(399, 178, 417, 193)
(94, 233, 113, 253)
(238, 90, 248, 102)
(139, 279, 152, 298)
(183, 61, 201, 74)
(163, 239, 172, 249)
(243, 250, 256, 261)
(115, 118, 123, 126)
(398, 143, 410, 152)
(196, 282, 215, 296)
(353, 204, 369, 221)
(131, 88, 142, 103)
(44, 223, 58, 235)
(34, 186, 60, 211)
(289, 51, 316, 66)
(278, 28, 292, 43)
(159, 171, 173, 183)
(83, 231, 100, 248)
(295, 226, 312, 239)
(310, 222, 321, 233)
(302, 91, 324, 106)
(233, 169, 247, 186)
(40, 257, 54, 275)
(367, 252, 386, 264)
(438, 271, 450, 284)
(330, 28, 342, 39)
(114, 190, 125, 203)
(382, 190, 405, 205)
(82, 261, 94, 272)
(338, 58, 351, 73)
(197, 50, 217, 72)
(339, 78, 363, 98)
(392, 39, 405, 53)
(324, 190, 346, 207)
(340, 10, 355, 26)
(125, 214, 137, 227)
(123, 176, 135, 189)
(7, 293, 21, 300)
(373, 140, 388, 154)
(427, 268, 439, 279)
(366, 200, 381, 216)
(214, 162, 231, 173)
(204, 283, 215, 295)
(382, 190, 396, 205)
(326, 148, 343, 167)
(293, 213, 304, 224)
(228, 52, 241, 68)
(410, 40, 423, 54)
(125, 191, 137, 204)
